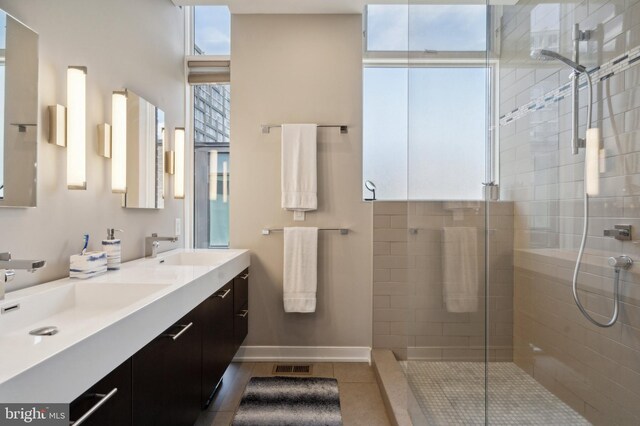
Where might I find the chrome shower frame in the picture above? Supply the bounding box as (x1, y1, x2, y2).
(571, 24, 591, 155)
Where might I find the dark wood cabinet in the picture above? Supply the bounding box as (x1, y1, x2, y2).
(201, 281, 235, 407)
(233, 269, 249, 349)
(132, 308, 201, 426)
(73, 268, 249, 425)
(69, 358, 132, 426)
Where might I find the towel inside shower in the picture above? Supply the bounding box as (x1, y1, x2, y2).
(442, 227, 478, 313)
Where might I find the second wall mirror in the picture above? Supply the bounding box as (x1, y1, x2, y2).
(123, 90, 165, 209)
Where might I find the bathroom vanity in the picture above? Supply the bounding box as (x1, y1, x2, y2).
(0, 249, 249, 426)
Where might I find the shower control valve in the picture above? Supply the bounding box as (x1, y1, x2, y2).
(608, 256, 633, 270)
(603, 225, 632, 241)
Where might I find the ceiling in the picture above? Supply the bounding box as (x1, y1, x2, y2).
(171, 0, 369, 14)
(170, 0, 498, 14)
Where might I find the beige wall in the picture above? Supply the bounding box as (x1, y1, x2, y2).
(230, 14, 372, 348)
(0, 0, 185, 291)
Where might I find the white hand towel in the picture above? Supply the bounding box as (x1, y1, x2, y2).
(442, 227, 478, 313)
(281, 124, 317, 211)
(283, 227, 318, 313)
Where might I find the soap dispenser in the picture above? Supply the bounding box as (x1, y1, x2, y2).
(103, 228, 123, 271)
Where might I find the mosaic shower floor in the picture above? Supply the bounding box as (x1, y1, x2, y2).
(401, 361, 590, 425)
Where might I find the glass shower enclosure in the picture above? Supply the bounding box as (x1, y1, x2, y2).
(366, 1, 640, 424)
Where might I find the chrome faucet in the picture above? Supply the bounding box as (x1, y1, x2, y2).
(145, 234, 178, 258)
(0, 252, 46, 300)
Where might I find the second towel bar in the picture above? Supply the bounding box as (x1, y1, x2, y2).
(261, 124, 348, 134)
(262, 228, 349, 235)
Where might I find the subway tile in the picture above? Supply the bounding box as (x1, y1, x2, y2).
(373, 308, 410, 323)
(373, 242, 390, 255)
(373, 215, 391, 229)
(373, 268, 390, 283)
(373, 321, 390, 336)
(373, 229, 408, 242)
(373, 295, 390, 309)
(390, 215, 408, 229)
(373, 202, 407, 215)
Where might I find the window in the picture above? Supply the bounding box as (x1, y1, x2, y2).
(363, 5, 492, 201)
(366, 4, 487, 52)
(193, 6, 230, 55)
(194, 84, 231, 248)
(192, 5, 232, 248)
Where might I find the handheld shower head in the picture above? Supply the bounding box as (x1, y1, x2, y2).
(530, 49, 586, 73)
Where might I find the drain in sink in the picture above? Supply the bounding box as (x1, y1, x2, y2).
(29, 326, 59, 336)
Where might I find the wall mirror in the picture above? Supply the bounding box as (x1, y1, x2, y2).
(0, 9, 38, 208)
(123, 90, 165, 209)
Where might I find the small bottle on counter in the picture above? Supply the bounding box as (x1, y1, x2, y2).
(102, 228, 123, 271)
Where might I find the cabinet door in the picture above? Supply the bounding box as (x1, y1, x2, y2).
(233, 269, 250, 349)
(132, 310, 201, 426)
(201, 281, 234, 407)
(166, 308, 202, 426)
(69, 358, 132, 426)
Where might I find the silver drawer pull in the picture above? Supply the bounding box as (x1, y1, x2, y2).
(163, 322, 193, 341)
(240, 272, 250, 280)
(236, 310, 249, 318)
(71, 387, 118, 425)
(216, 288, 231, 299)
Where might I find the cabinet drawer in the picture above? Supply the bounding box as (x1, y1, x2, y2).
(70, 358, 132, 426)
(234, 301, 249, 347)
(233, 268, 249, 313)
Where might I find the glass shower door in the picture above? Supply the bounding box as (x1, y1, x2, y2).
(403, 1, 493, 424)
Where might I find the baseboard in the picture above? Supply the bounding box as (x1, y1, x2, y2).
(233, 346, 372, 363)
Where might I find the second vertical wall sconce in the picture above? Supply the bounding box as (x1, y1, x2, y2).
(174, 127, 185, 199)
(66, 66, 87, 190)
(111, 90, 128, 193)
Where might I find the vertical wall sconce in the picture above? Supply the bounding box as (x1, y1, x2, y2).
(208, 150, 218, 201)
(111, 90, 128, 193)
(174, 127, 185, 199)
(66, 66, 87, 190)
(48, 104, 66, 147)
(97, 124, 111, 158)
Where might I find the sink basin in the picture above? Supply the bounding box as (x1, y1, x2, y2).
(158, 250, 237, 267)
(0, 282, 170, 337)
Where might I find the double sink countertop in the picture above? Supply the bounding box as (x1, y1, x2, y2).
(0, 248, 250, 403)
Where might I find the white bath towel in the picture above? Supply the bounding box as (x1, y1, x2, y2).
(281, 124, 317, 211)
(283, 227, 318, 313)
(442, 227, 478, 313)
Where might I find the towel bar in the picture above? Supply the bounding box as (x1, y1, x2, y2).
(262, 228, 349, 235)
(261, 124, 348, 134)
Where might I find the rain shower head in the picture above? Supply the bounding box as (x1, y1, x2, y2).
(530, 49, 586, 73)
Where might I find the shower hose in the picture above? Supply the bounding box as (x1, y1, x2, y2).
(572, 70, 620, 328)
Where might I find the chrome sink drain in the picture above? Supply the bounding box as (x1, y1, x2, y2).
(29, 326, 59, 336)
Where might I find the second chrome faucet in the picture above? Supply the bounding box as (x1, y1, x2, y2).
(145, 234, 179, 258)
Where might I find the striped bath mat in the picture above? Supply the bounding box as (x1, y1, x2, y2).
(232, 376, 342, 426)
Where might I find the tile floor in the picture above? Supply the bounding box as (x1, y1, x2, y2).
(402, 361, 590, 425)
(194, 362, 391, 426)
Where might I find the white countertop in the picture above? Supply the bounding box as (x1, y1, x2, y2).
(0, 248, 250, 403)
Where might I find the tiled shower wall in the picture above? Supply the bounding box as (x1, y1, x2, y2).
(372, 201, 514, 362)
(499, 0, 640, 424)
